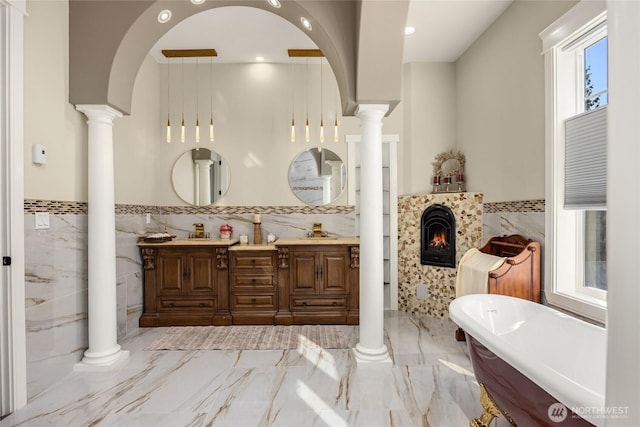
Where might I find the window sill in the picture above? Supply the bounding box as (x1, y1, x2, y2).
(545, 289, 606, 325)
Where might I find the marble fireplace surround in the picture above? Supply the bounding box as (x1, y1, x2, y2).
(398, 193, 483, 318)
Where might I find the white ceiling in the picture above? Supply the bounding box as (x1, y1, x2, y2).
(149, 1, 513, 64)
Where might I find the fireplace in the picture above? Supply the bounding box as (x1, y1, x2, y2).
(421, 204, 456, 268)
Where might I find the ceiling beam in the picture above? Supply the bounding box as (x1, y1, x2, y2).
(162, 49, 217, 58)
(288, 49, 324, 58)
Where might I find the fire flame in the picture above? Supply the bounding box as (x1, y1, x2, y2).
(432, 230, 447, 247)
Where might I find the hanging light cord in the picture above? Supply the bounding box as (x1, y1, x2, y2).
(210, 56, 214, 142)
(181, 58, 185, 143)
(305, 57, 310, 142)
(320, 57, 324, 145)
(166, 58, 171, 143)
(290, 59, 295, 142)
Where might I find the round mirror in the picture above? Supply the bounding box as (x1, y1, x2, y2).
(171, 148, 230, 206)
(288, 148, 346, 205)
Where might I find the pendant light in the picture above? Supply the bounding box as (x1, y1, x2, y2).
(180, 58, 185, 143)
(305, 57, 310, 143)
(334, 82, 339, 142)
(209, 56, 214, 142)
(319, 57, 324, 146)
(166, 57, 171, 143)
(195, 58, 200, 146)
(290, 59, 295, 142)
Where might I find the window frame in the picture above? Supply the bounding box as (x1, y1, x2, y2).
(540, 0, 607, 323)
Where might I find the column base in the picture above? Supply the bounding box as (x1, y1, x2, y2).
(74, 346, 129, 372)
(352, 343, 392, 365)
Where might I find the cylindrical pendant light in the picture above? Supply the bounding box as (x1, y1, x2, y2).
(166, 57, 171, 143)
(305, 58, 310, 142)
(209, 56, 214, 142)
(195, 58, 200, 145)
(290, 59, 295, 142)
(319, 57, 324, 145)
(180, 58, 185, 143)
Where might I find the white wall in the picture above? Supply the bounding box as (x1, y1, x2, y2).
(113, 55, 161, 206)
(606, 0, 640, 422)
(23, 0, 86, 201)
(456, 0, 576, 203)
(401, 62, 456, 195)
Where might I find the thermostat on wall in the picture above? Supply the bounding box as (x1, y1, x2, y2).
(32, 144, 46, 164)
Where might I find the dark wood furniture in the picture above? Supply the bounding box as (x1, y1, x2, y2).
(229, 247, 278, 324)
(275, 240, 360, 325)
(138, 239, 236, 326)
(138, 238, 359, 326)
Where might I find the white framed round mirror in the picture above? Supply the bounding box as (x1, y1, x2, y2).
(288, 148, 346, 205)
(171, 148, 230, 206)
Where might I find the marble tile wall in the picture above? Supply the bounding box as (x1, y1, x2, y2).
(24, 200, 355, 399)
(482, 199, 546, 289)
(397, 193, 483, 318)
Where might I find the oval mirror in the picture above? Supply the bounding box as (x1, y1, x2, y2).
(171, 148, 230, 206)
(288, 148, 346, 205)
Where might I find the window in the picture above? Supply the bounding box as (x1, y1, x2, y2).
(540, 1, 607, 322)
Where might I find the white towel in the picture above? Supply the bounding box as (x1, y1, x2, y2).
(455, 248, 506, 297)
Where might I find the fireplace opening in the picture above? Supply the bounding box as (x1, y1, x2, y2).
(421, 204, 456, 268)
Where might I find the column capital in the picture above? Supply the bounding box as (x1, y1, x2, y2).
(355, 104, 389, 121)
(75, 104, 123, 124)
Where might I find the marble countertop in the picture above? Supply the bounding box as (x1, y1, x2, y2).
(137, 238, 240, 247)
(137, 237, 359, 248)
(229, 244, 277, 251)
(274, 237, 359, 246)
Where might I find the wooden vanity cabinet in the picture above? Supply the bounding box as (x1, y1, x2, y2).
(277, 243, 360, 325)
(229, 249, 278, 324)
(138, 240, 233, 326)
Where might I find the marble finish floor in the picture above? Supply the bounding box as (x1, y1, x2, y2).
(1, 311, 510, 427)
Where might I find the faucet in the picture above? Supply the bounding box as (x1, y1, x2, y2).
(313, 223, 322, 238)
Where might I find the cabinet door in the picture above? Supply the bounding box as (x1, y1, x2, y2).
(290, 250, 318, 295)
(321, 249, 349, 294)
(157, 249, 186, 296)
(188, 250, 216, 294)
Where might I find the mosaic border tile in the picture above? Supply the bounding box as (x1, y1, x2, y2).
(484, 199, 545, 213)
(24, 200, 355, 215)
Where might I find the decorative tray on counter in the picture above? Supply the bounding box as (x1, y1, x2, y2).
(139, 233, 176, 243)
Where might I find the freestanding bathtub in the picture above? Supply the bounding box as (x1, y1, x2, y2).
(449, 294, 606, 427)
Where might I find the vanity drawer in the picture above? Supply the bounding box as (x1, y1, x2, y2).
(232, 253, 275, 269)
(232, 294, 276, 310)
(231, 274, 276, 291)
(291, 297, 348, 310)
(159, 298, 215, 310)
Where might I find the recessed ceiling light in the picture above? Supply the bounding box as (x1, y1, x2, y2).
(190, 0, 206, 4)
(405, 26, 416, 36)
(157, 9, 172, 23)
(300, 17, 312, 31)
(256, 56, 265, 62)
(267, 0, 281, 8)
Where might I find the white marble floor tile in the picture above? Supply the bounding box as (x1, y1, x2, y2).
(1, 312, 493, 427)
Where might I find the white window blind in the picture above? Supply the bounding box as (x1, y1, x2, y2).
(564, 106, 607, 209)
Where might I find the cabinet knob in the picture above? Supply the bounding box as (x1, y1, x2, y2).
(251, 298, 257, 304)
(251, 259, 256, 264)
(302, 301, 307, 307)
(332, 301, 337, 306)
(251, 279, 256, 283)
(199, 303, 205, 308)
(168, 303, 174, 308)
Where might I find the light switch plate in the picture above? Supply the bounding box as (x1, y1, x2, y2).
(35, 212, 50, 229)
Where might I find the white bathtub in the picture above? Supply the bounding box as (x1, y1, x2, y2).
(449, 294, 606, 426)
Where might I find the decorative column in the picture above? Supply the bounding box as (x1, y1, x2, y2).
(322, 175, 332, 204)
(75, 104, 129, 370)
(353, 104, 391, 364)
(195, 159, 213, 205)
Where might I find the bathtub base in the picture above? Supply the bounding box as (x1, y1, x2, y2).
(471, 383, 505, 427)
